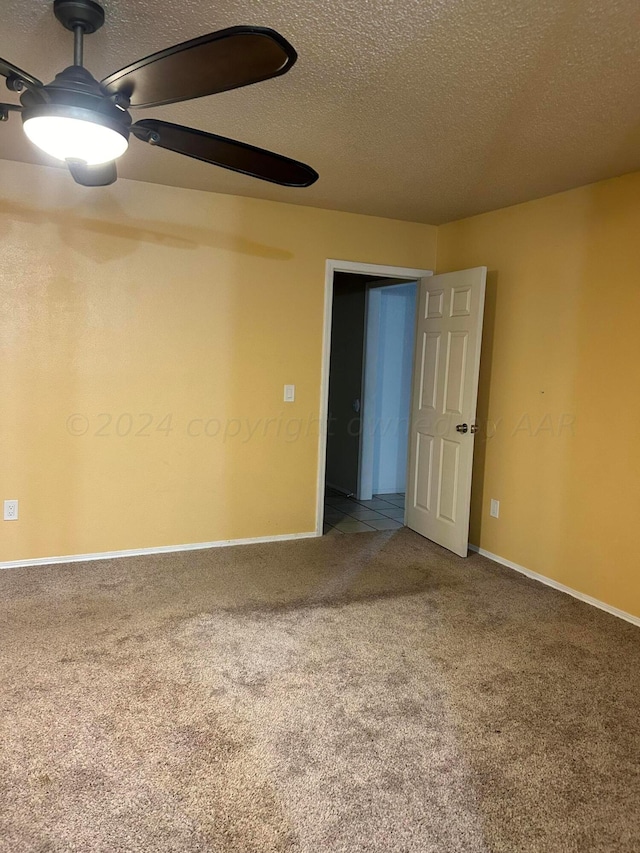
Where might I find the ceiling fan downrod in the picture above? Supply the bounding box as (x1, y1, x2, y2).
(53, 0, 105, 67)
(73, 25, 85, 67)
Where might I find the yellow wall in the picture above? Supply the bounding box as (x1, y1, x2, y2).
(3, 156, 639, 621)
(437, 172, 640, 618)
(0, 159, 436, 561)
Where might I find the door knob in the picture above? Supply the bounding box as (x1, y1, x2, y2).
(456, 423, 468, 433)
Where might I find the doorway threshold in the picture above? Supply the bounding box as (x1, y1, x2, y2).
(323, 488, 405, 535)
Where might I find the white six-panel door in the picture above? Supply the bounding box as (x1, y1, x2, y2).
(405, 268, 487, 557)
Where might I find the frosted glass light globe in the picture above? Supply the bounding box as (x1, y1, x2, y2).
(23, 115, 128, 165)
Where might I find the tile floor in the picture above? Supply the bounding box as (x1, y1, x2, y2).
(323, 488, 405, 534)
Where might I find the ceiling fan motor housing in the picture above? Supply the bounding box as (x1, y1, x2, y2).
(20, 65, 132, 139)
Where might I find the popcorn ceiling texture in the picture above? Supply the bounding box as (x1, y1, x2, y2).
(1, 0, 639, 223)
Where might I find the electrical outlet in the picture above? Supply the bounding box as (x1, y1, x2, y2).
(4, 499, 18, 521)
(490, 499, 500, 519)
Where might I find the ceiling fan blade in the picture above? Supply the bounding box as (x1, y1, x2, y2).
(67, 160, 117, 187)
(0, 102, 22, 120)
(132, 119, 318, 187)
(0, 57, 42, 91)
(101, 26, 297, 109)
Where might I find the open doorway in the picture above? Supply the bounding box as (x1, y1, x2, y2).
(319, 261, 432, 535)
(317, 260, 487, 557)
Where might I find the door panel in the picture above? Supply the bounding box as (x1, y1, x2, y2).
(406, 267, 486, 557)
(414, 433, 433, 511)
(438, 438, 459, 523)
(443, 331, 468, 415)
(419, 332, 440, 411)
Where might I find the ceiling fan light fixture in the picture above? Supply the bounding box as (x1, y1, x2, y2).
(3, 0, 317, 187)
(23, 107, 129, 165)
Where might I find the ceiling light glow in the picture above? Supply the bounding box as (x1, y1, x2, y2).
(23, 115, 129, 165)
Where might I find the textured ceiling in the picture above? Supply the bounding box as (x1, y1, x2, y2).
(1, 0, 639, 224)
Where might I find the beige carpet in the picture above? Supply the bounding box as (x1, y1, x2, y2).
(1, 529, 639, 852)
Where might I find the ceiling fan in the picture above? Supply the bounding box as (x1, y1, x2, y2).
(0, 0, 318, 188)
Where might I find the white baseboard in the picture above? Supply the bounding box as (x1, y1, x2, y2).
(0, 531, 319, 571)
(5, 534, 637, 629)
(469, 543, 640, 629)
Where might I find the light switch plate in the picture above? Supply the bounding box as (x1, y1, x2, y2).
(490, 499, 500, 518)
(284, 384, 295, 402)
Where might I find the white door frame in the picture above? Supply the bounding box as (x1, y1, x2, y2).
(316, 260, 433, 535)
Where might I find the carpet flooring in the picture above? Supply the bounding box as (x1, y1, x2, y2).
(1, 529, 639, 852)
